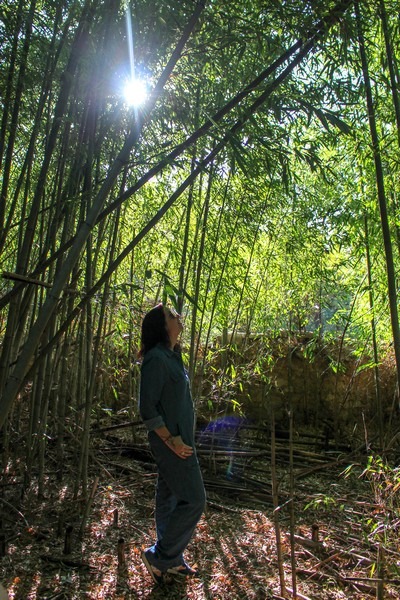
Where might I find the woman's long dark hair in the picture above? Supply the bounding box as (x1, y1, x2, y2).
(140, 303, 170, 356)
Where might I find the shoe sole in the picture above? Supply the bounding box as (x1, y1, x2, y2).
(167, 566, 199, 578)
(141, 551, 163, 584)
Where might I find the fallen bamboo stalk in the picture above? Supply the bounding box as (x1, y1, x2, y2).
(286, 588, 312, 600)
(342, 576, 398, 583)
(91, 420, 142, 434)
(293, 534, 325, 552)
(2, 271, 79, 294)
(296, 567, 376, 595)
(41, 555, 94, 570)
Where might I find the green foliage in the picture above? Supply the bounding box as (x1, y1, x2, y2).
(1, 0, 400, 435)
(304, 493, 343, 512)
(360, 455, 400, 509)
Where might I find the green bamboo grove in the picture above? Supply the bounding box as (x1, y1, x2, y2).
(0, 0, 400, 487)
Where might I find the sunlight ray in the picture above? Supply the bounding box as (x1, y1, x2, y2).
(124, 4, 147, 107)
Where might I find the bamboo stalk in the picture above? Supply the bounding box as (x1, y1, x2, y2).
(78, 476, 99, 539)
(355, 0, 400, 399)
(117, 538, 126, 571)
(376, 544, 385, 600)
(271, 412, 287, 598)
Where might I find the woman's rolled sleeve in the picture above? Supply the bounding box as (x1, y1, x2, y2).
(142, 414, 165, 431)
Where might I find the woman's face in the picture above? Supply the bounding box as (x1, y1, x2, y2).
(164, 307, 183, 342)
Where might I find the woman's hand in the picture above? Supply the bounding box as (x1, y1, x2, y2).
(156, 428, 194, 460)
(167, 435, 194, 459)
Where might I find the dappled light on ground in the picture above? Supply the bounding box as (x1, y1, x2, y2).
(1, 435, 400, 599)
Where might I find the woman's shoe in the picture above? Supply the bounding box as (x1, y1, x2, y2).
(141, 550, 164, 584)
(167, 563, 199, 578)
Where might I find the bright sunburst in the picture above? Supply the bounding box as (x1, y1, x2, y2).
(123, 77, 148, 108)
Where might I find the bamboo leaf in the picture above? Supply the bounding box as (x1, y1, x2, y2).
(155, 270, 201, 311)
(323, 111, 352, 135)
(314, 107, 331, 132)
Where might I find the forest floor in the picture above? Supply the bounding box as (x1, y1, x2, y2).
(1, 428, 400, 600)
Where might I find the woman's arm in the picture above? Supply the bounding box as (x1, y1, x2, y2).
(154, 425, 194, 459)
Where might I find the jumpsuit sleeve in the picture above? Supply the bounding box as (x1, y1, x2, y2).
(139, 355, 168, 431)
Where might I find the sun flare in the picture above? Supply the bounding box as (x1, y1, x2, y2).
(123, 77, 148, 107)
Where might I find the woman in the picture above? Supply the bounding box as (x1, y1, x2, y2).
(138, 303, 206, 584)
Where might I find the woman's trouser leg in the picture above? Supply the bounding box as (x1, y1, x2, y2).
(155, 473, 177, 541)
(147, 436, 206, 571)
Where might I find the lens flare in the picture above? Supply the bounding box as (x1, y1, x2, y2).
(123, 77, 148, 107)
